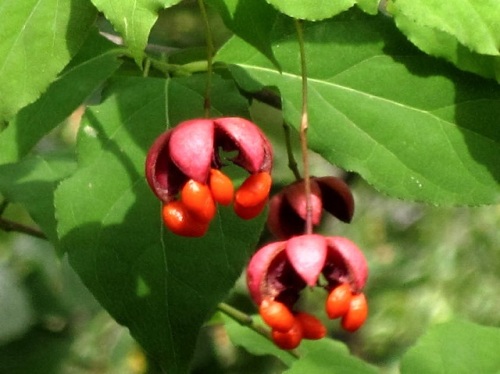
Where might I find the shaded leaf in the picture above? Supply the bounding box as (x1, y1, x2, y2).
(0, 30, 123, 165)
(0, 328, 72, 374)
(0, 153, 76, 245)
(55, 75, 265, 373)
(209, 0, 379, 67)
(0, 0, 97, 122)
(216, 9, 500, 205)
(91, 0, 182, 64)
(401, 320, 500, 374)
(222, 314, 296, 367)
(207, 0, 280, 68)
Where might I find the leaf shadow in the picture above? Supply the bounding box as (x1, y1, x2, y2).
(210, 0, 282, 71)
(387, 46, 500, 202)
(453, 76, 500, 193)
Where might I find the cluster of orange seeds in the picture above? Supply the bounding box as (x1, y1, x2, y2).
(258, 283, 368, 350)
(162, 170, 272, 237)
(259, 298, 327, 350)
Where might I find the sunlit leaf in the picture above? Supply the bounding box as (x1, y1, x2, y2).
(91, 0, 182, 64)
(262, 0, 380, 20)
(266, 0, 356, 21)
(216, 9, 500, 205)
(388, 0, 500, 56)
(356, 0, 380, 15)
(0, 0, 96, 122)
(388, 0, 500, 81)
(0, 30, 123, 165)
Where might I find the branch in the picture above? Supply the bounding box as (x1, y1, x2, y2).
(0, 217, 47, 240)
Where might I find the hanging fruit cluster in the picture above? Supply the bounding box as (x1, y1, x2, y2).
(145, 117, 272, 237)
(145, 117, 369, 350)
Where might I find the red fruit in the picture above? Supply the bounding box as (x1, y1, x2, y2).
(162, 201, 209, 237)
(181, 179, 216, 222)
(271, 320, 303, 350)
(341, 293, 368, 332)
(235, 172, 272, 208)
(326, 283, 352, 319)
(209, 169, 234, 205)
(295, 313, 326, 340)
(259, 298, 295, 333)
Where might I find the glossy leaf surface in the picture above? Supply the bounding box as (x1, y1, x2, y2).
(216, 8, 500, 205)
(388, 1, 500, 80)
(0, 0, 96, 122)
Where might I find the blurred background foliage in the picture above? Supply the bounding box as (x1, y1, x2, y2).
(0, 1, 499, 373)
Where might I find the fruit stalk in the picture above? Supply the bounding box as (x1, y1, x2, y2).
(294, 19, 313, 235)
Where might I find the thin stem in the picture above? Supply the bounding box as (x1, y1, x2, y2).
(217, 302, 300, 358)
(0, 217, 47, 240)
(283, 123, 301, 180)
(198, 0, 215, 117)
(149, 59, 208, 76)
(143, 58, 151, 77)
(295, 19, 313, 235)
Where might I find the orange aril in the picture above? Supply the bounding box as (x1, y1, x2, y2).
(162, 201, 209, 237)
(181, 179, 216, 222)
(209, 169, 234, 206)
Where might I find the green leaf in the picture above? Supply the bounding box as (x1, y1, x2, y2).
(223, 315, 377, 373)
(0, 30, 123, 166)
(216, 9, 500, 205)
(0, 153, 77, 245)
(356, 0, 380, 15)
(389, 10, 500, 81)
(284, 339, 378, 374)
(55, 75, 264, 373)
(207, 0, 280, 67)
(401, 320, 500, 374)
(91, 0, 182, 65)
(222, 314, 296, 367)
(261, 0, 380, 21)
(266, 0, 356, 21)
(388, 0, 500, 57)
(0, 0, 97, 123)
